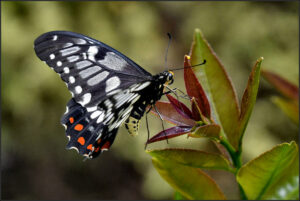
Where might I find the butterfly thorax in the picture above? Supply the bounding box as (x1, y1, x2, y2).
(124, 70, 174, 136)
(137, 70, 174, 107)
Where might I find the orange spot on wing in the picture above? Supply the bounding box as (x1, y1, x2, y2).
(69, 117, 74, 124)
(101, 141, 111, 150)
(95, 147, 100, 152)
(87, 144, 93, 151)
(74, 124, 83, 131)
(97, 139, 101, 144)
(77, 137, 85, 145)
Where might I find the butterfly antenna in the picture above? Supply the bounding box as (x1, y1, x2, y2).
(164, 33, 172, 71)
(171, 59, 206, 71)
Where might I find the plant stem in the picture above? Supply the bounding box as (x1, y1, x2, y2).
(219, 134, 246, 199)
(238, 183, 248, 200)
(219, 136, 243, 169)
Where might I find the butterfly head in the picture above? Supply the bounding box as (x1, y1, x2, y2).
(159, 70, 174, 85)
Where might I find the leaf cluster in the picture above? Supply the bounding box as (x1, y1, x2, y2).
(146, 29, 298, 200)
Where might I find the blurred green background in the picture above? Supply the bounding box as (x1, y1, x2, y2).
(2, 1, 298, 200)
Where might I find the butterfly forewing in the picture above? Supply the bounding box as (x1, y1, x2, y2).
(34, 31, 152, 108)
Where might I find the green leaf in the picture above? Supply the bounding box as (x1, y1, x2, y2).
(190, 29, 240, 150)
(262, 149, 299, 200)
(272, 96, 299, 125)
(238, 57, 263, 149)
(147, 148, 232, 172)
(237, 141, 298, 200)
(174, 191, 188, 200)
(152, 158, 226, 200)
(189, 124, 221, 140)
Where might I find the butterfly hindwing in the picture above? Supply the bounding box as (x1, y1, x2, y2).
(61, 99, 102, 157)
(60, 84, 144, 158)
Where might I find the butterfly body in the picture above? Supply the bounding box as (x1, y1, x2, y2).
(34, 31, 173, 159)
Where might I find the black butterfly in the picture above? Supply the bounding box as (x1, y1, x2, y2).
(34, 31, 174, 159)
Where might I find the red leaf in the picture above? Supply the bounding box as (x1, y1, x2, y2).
(147, 126, 192, 144)
(191, 98, 201, 121)
(166, 94, 193, 119)
(150, 101, 195, 126)
(262, 70, 299, 100)
(184, 55, 211, 118)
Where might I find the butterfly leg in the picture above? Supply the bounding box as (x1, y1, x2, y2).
(153, 104, 169, 144)
(174, 87, 191, 100)
(164, 86, 190, 118)
(144, 106, 153, 150)
(165, 86, 191, 100)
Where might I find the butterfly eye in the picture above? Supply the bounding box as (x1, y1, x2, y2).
(166, 71, 174, 85)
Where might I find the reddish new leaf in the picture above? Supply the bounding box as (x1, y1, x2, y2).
(147, 126, 192, 144)
(151, 101, 195, 126)
(166, 94, 193, 119)
(191, 97, 201, 121)
(190, 97, 211, 124)
(262, 70, 299, 100)
(184, 55, 211, 118)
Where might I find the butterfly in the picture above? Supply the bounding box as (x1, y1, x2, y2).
(34, 31, 174, 159)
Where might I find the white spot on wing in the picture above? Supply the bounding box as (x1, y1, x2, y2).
(104, 99, 113, 108)
(53, 35, 58, 41)
(128, 94, 140, 104)
(122, 106, 133, 118)
(79, 66, 102, 79)
(57, 61, 62, 66)
(63, 67, 70, 74)
(79, 93, 91, 106)
(97, 112, 105, 123)
(67, 55, 80, 62)
(87, 46, 98, 61)
(64, 106, 69, 114)
(88, 46, 98, 54)
(69, 76, 75, 84)
(63, 43, 73, 48)
(115, 118, 125, 128)
(91, 110, 103, 119)
(105, 76, 121, 92)
(107, 89, 122, 96)
(87, 106, 97, 112)
(131, 81, 151, 91)
(98, 52, 127, 71)
(75, 86, 82, 94)
(74, 38, 87, 44)
(87, 71, 109, 86)
(104, 113, 114, 124)
(75, 60, 92, 69)
(82, 53, 87, 59)
(68, 146, 79, 153)
(62, 124, 67, 129)
(114, 92, 134, 108)
(50, 54, 55, 60)
(60, 46, 81, 56)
